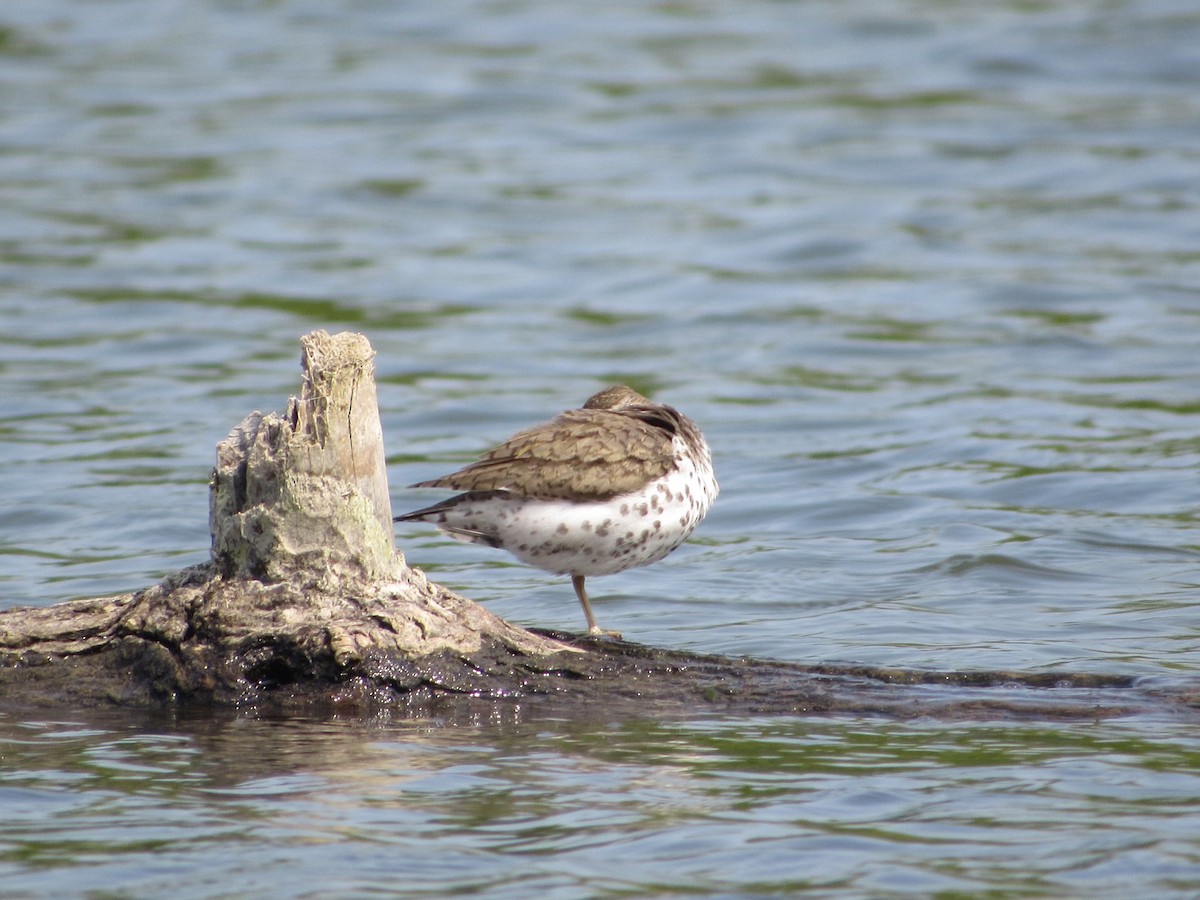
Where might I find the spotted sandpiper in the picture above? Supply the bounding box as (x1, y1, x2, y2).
(394, 385, 718, 637)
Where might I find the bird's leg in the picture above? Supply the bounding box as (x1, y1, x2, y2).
(571, 575, 621, 639)
(571, 575, 600, 632)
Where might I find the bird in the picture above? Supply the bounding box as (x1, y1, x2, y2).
(394, 385, 718, 637)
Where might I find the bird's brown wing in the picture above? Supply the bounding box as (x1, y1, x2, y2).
(411, 408, 675, 500)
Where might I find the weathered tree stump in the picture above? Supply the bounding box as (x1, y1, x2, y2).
(209, 330, 399, 584)
(0, 331, 572, 708)
(1, 330, 1197, 721)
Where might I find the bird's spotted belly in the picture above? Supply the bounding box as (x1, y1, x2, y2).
(431, 465, 712, 578)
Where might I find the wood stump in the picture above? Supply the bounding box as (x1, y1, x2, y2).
(0, 330, 572, 708)
(210, 331, 399, 584)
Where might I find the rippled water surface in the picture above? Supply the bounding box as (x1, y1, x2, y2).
(3, 0, 1200, 895)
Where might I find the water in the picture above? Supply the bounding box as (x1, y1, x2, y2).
(3, 0, 1200, 894)
(3, 711, 1200, 898)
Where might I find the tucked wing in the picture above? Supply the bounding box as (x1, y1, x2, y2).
(411, 407, 676, 500)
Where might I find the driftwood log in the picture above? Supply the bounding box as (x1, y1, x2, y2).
(1, 331, 1197, 722)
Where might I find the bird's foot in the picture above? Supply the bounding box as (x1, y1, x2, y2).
(587, 625, 623, 641)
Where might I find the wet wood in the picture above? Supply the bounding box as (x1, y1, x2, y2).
(1, 330, 1197, 722)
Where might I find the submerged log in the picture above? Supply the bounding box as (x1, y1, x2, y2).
(1, 330, 1197, 722)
